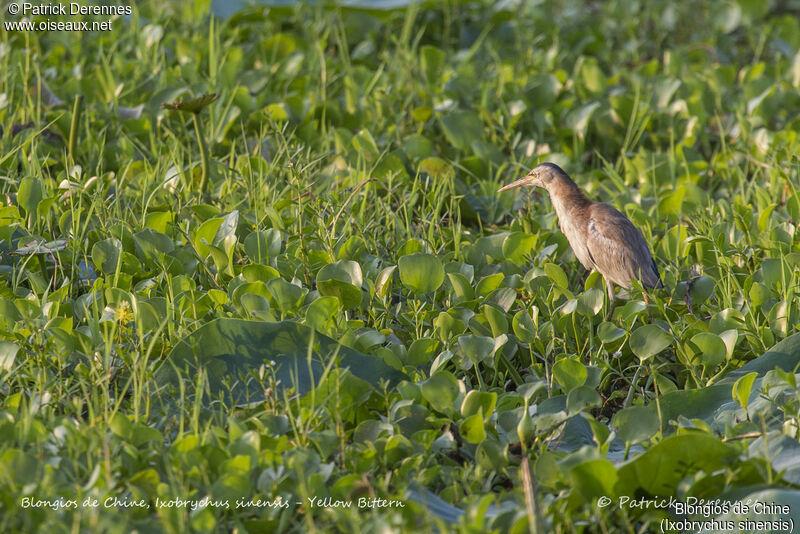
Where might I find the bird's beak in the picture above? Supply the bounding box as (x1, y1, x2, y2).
(497, 174, 539, 192)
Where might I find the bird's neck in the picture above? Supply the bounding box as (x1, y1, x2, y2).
(547, 177, 591, 222)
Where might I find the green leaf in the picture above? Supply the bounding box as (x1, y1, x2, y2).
(17, 177, 44, 217)
(305, 296, 340, 333)
(457, 335, 495, 366)
(0, 341, 19, 371)
(375, 265, 396, 298)
(155, 319, 406, 406)
(690, 332, 727, 368)
(613, 405, 658, 445)
(502, 232, 537, 264)
(597, 321, 626, 344)
(420, 372, 459, 414)
(244, 229, 281, 264)
(439, 110, 483, 151)
(267, 278, 306, 314)
(629, 324, 672, 361)
(434, 311, 466, 343)
(732, 372, 758, 411)
(316, 260, 363, 308)
(616, 434, 737, 496)
(420, 45, 446, 85)
(512, 309, 537, 343)
(566, 386, 601, 415)
(92, 238, 123, 275)
(459, 412, 486, 443)
(552, 358, 587, 393)
(577, 288, 604, 316)
(461, 390, 497, 420)
(407, 338, 440, 366)
(398, 253, 444, 294)
(543, 262, 568, 289)
(418, 157, 455, 180)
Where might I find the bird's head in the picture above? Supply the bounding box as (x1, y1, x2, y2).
(497, 162, 567, 193)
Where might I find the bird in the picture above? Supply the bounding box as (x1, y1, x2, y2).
(498, 162, 663, 319)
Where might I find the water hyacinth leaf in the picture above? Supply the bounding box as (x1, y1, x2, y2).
(553, 358, 587, 393)
(613, 405, 658, 445)
(481, 305, 508, 337)
(543, 262, 568, 289)
(267, 278, 306, 314)
(457, 335, 495, 366)
(317, 260, 363, 308)
(690, 332, 727, 368)
(0, 341, 19, 371)
(244, 229, 281, 264)
(447, 272, 474, 303)
(512, 309, 537, 343)
(732, 372, 758, 412)
(418, 157, 455, 180)
(461, 390, 497, 420)
(420, 372, 459, 414)
(92, 238, 123, 274)
(305, 296, 340, 334)
(398, 253, 444, 294)
(18, 177, 44, 217)
(566, 102, 601, 138)
(194, 217, 224, 258)
(616, 434, 737, 496)
(134, 229, 174, 267)
(155, 319, 405, 406)
(420, 45, 445, 85)
(577, 288, 604, 316)
(459, 412, 486, 443)
(407, 338, 440, 366)
(629, 324, 672, 361)
(597, 321, 625, 344)
(501, 232, 536, 264)
(719, 329, 738, 359)
(439, 110, 483, 151)
(434, 312, 466, 343)
(375, 265, 397, 298)
(566, 386, 602, 415)
(569, 459, 618, 503)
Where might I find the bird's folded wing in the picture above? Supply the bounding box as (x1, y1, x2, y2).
(585, 204, 662, 288)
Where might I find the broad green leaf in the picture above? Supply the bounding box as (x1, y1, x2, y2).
(461, 390, 497, 420)
(317, 260, 363, 308)
(155, 319, 406, 405)
(420, 372, 459, 414)
(553, 358, 587, 393)
(459, 412, 486, 443)
(690, 332, 727, 368)
(512, 309, 537, 342)
(439, 110, 483, 151)
(732, 372, 758, 411)
(629, 324, 672, 361)
(244, 229, 281, 264)
(613, 405, 658, 445)
(18, 177, 44, 217)
(92, 238, 123, 275)
(407, 338, 440, 366)
(398, 253, 444, 294)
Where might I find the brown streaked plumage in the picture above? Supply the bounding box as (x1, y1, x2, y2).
(499, 162, 663, 317)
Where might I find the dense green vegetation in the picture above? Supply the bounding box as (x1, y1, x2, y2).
(3, 0, 800, 531)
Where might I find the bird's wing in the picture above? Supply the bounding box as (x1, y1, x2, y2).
(584, 204, 662, 289)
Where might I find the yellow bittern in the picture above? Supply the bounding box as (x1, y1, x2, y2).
(499, 162, 663, 318)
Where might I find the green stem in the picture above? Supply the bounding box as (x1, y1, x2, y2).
(68, 94, 82, 163)
(192, 112, 209, 196)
